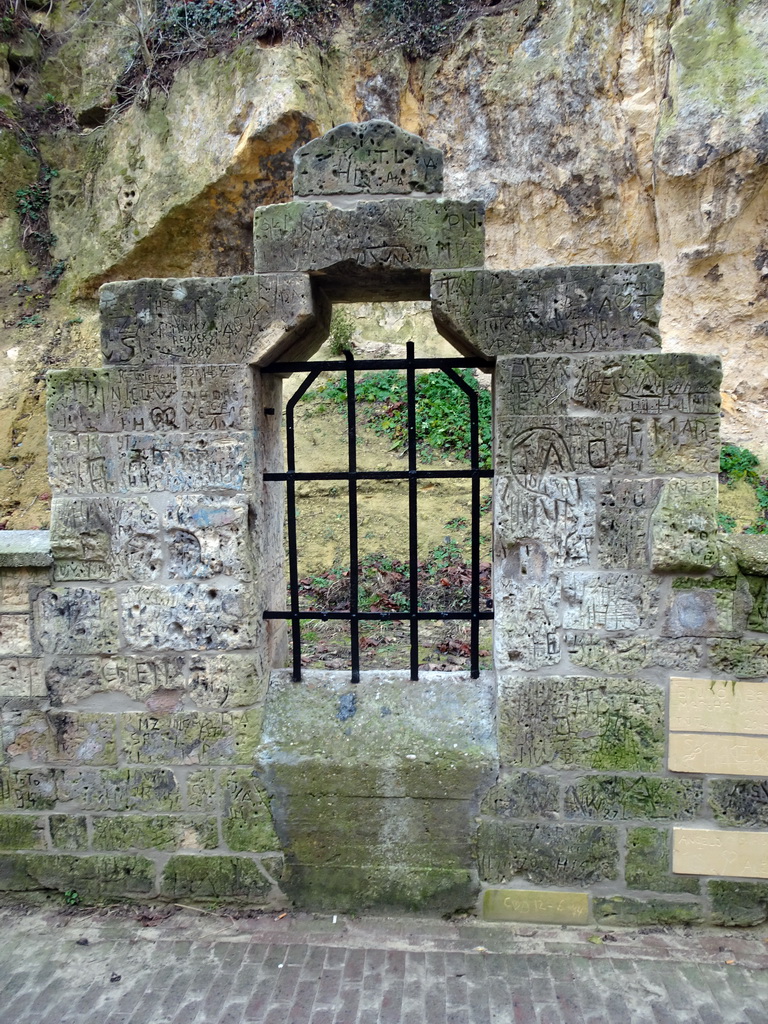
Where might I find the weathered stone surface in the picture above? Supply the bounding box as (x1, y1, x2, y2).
(0, 853, 156, 897)
(91, 815, 218, 852)
(650, 477, 719, 572)
(179, 366, 254, 431)
(665, 576, 746, 637)
(564, 777, 703, 822)
(281, 863, 469, 913)
(186, 770, 218, 813)
(593, 896, 704, 927)
(2, 710, 117, 766)
(0, 659, 45, 699)
(294, 120, 443, 196)
(646, 415, 721, 474)
(561, 572, 660, 632)
(163, 496, 252, 580)
(570, 354, 721, 415)
(498, 676, 664, 771)
(710, 779, 768, 828)
(431, 265, 663, 357)
(160, 855, 272, 901)
(494, 357, 570, 415)
(49, 815, 88, 851)
(252, 200, 484, 280)
(0, 768, 58, 810)
(495, 478, 595, 567)
(51, 497, 161, 583)
(0, 615, 34, 656)
(56, 768, 181, 812)
(45, 655, 186, 707)
(122, 583, 255, 651)
(35, 586, 120, 655)
(732, 535, 768, 576)
(482, 888, 590, 925)
(625, 827, 701, 895)
(48, 434, 119, 496)
(119, 433, 254, 493)
(709, 881, 768, 927)
(100, 275, 318, 366)
(496, 416, 644, 477)
(188, 654, 268, 709)
(222, 769, 280, 853)
(477, 821, 619, 886)
(597, 479, 662, 569)
(709, 639, 768, 679)
(494, 543, 561, 670)
(0, 815, 46, 850)
(121, 710, 262, 765)
(563, 634, 705, 674)
(480, 773, 559, 820)
(0, 568, 49, 613)
(0, 532, 52, 569)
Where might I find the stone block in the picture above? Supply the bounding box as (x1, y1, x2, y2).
(498, 675, 664, 771)
(482, 888, 589, 924)
(163, 496, 252, 580)
(2, 710, 117, 765)
(0, 768, 58, 809)
(0, 568, 49, 613)
(122, 583, 255, 651)
(48, 434, 119, 495)
(0, 815, 45, 850)
(91, 815, 218, 851)
(709, 639, 768, 678)
(563, 633, 705, 673)
(160, 855, 272, 901)
(431, 264, 663, 358)
(0, 536, 51, 569)
(710, 779, 768, 828)
(0, 615, 33, 656)
(570, 354, 721, 415)
(669, 732, 768, 776)
(50, 497, 161, 582)
(650, 477, 719, 572)
(179, 365, 253, 431)
(56, 768, 181, 811)
(100, 275, 318, 365)
(47, 367, 178, 433)
(665, 577, 746, 637)
(708, 881, 768, 926)
(222, 768, 280, 853)
(493, 545, 561, 670)
(495, 478, 595, 567)
(281, 863, 473, 913)
(593, 897, 704, 926)
(561, 572, 660, 632)
(49, 815, 88, 851)
(731, 535, 768, 576)
(625, 827, 700, 894)
(744, 574, 768, 632)
(480, 773, 559, 820)
(495, 415, 644, 478)
(252, 200, 484, 279)
(477, 821, 619, 885)
(188, 653, 268, 709)
(121, 710, 262, 765)
(494, 357, 570, 415)
(293, 120, 443, 196)
(186, 769, 218, 813)
(45, 655, 187, 707)
(645, 415, 720, 473)
(597, 479, 662, 569)
(119, 433, 253, 493)
(35, 586, 120, 655)
(0, 659, 45, 699)
(0, 853, 155, 897)
(564, 776, 703, 821)
(670, 677, 768, 735)
(674, 826, 768, 879)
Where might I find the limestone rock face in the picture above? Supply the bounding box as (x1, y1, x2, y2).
(0, 0, 767, 524)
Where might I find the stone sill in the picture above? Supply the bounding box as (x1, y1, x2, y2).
(0, 530, 52, 567)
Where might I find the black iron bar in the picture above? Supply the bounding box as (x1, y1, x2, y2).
(264, 469, 493, 482)
(443, 368, 482, 679)
(406, 342, 419, 681)
(264, 610, 494, 621)
(284, 367, 323, 682)
(262, 358, 494, 374)
(345, 351, 360, 684)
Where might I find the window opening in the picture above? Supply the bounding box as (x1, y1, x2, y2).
(263, 326, 494, 684)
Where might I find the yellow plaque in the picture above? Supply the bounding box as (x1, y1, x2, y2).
(483, 888, 589, 924)
(669, 677, 768, 735)
(673, 827, 768, 879)
(668, 732, 768, 776)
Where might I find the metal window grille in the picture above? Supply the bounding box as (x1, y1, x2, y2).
(262, 341, 494, 683)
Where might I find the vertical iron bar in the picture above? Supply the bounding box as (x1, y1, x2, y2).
(406, 341, 419, 681)
(345, 351, 360, 684)
(286, 391, 302, 682)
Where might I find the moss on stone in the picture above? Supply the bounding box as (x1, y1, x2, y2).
(160, 855, 272, 902)
(481, 773, 559, 819)
(0, 815, 45, 850)
(0, 853, 155, 898)
(477, 822, 619, 886)
(625, 827, 700, 894)
(709, 880, 768, 926)
(49, 815, 88, 851)
(222, 769, 280, 853)
(594, 896, 705, 927)
(91, 815, 218, 852)
(710, 778, 768, 828)
(564, 777, 703, 822)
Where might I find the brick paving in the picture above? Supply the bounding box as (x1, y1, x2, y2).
(0, 907, 767, 1023)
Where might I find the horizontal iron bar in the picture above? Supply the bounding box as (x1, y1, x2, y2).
(264, 611, 494, 621)
(262, 358, 495, 373)
(264, 469, 494, 481)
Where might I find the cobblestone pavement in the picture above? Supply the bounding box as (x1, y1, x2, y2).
(1, 906, 767, 1024)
